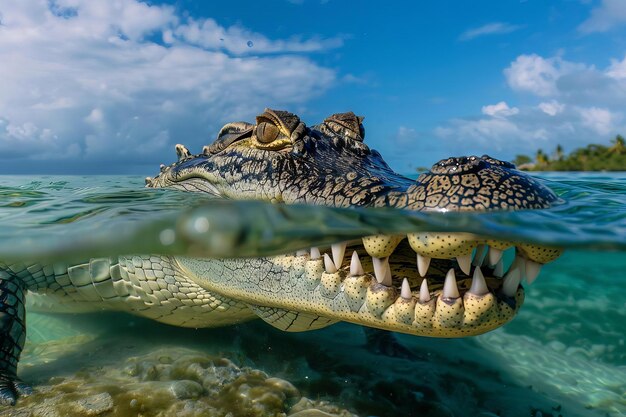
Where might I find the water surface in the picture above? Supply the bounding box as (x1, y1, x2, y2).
(0, 173, 624, 416)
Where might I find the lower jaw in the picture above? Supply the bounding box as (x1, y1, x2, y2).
(291, 236, 535, 337)
(301, 253, 525, 337)
(178, 241, 528, 337)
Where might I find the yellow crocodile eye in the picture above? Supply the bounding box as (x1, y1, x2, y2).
(256, 122, 280, 144)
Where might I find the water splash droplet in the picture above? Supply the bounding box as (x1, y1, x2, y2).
(193, 216, 210, 233)
(159, 229, 176, 246)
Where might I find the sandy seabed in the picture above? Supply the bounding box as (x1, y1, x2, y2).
(1, 292, 623, 417)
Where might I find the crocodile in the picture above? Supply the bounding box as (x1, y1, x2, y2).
(0, 109, 562, 406)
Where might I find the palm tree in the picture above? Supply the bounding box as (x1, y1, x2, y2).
(556, 144, 564, 161)
(535, 149, 548, 166)
(609, 134, 625, 155)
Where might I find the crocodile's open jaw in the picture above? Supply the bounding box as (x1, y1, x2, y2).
(149, 108, 563, 338)
(176, 232, 560, 337)
(289, 238, 527, 337)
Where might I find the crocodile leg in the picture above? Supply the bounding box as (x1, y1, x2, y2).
(0, 270, 31, 406)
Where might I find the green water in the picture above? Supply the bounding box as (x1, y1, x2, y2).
(0, 173, 625, 416)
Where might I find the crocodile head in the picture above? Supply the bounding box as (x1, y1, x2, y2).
(146, 109, 561, 337)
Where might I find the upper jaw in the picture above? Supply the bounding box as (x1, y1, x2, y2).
(317, 230, 559, 302)
(147, 148, 559, 215)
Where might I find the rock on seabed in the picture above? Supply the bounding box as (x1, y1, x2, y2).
(0, 347, 357, 417)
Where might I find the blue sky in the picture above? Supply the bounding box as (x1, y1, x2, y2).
(1, 0, 625, 174)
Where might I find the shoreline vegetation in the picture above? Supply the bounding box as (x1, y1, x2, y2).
(513, 135, 626, 172)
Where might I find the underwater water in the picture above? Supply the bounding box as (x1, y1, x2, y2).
(0, 172, 624, 417)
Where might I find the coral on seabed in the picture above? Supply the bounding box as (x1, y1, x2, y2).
(0, 346, 357, 417)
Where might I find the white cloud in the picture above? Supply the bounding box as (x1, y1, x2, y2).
(481, 101, 519, 118)
(578, 107, 619, 135)
(436, 107, 583, 158)
(0, 0, 339, 169)
(85, 108, 104, 124)
(435, 53, 626, 158)
(169, 18, 343, 55)
(391, 126, 419, 147)
(606, 54, 626, 79)
(538, 100, 565, 116)
(503, 53, 626, 105)
(435, 117, 547, 152)
(459, 22, 523, 41)
(31, 97, 76, 110)
(504, 54, 587, 96)
(579, 0, 626, 33)
(435, 102, 624, 158)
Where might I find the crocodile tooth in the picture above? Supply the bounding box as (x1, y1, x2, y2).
(296, 250, 307, 257)
(472, 244, 488, 266)
(525, 260, 542, 284)
(481, 248, 490, 267)
(372, 257, 391, 286)
(469, 267, 489, 296)
(331, 242, 347, 270)
(323, 254, 337, 274)
(400, 278, 411, 300)
(488, 247, 503, 266)
(493, 258, 504, 277)
(456, 254, 472, 275)
(502, 269, 521, 297)
(384, 261, 393, 287)
(417, 254, 431, 277)
(350, 251, 364, 276)
(419, 279, 430, 303)
(310, 247, 321, 260)
(442, 269, 460, 299)
(510, 255, 527, 281)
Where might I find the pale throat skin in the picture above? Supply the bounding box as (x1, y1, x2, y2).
(0, 108, 562, 406)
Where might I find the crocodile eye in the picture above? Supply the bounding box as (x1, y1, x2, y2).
(256, 122, 280, 144)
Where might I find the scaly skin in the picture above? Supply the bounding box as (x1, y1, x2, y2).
(0, 109, 562, 405)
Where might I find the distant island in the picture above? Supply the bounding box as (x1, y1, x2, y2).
(513, 134, 626, 171)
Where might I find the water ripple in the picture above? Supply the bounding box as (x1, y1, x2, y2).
(0, 174, 624, 262)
